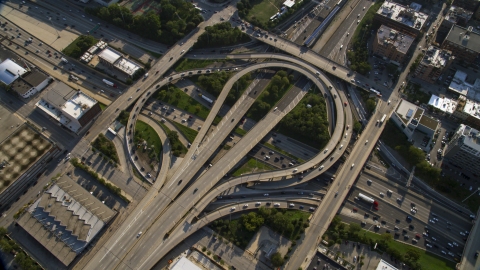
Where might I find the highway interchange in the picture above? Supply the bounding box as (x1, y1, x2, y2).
(0, 0, 477, 270)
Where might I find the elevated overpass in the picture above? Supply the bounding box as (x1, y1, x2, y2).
(85, 58, 351, 269)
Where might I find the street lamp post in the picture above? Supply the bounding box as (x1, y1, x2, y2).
(49, 17, 60, 38)
(462, 187, 480, 203)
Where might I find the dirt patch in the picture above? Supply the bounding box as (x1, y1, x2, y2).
(245, 226, 291, 259)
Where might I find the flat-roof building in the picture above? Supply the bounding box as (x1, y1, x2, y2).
(373, 25, 414, 65)
(442, 25, 480, 64)
(391, 99, 440, 139)
(0, 124, 58, 210)
(452, 97, 480, 131)
(374, 1, 428, 37)
(428, 94, 458, 115)
(447, 70, 480, 100)
(97, 47, 141, 77)
(35, 82, 102, 134)
(441, 6, 473, 30)
(415, 46, 454, 83)
(11, 70, 51, 98)
(0, 59, 27, 85)
(17, 175, 116, 266)
(375, 259, 398, 270)
(444, 124, 480, 176)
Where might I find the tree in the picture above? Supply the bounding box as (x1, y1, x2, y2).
(241, 212, 264, 232)
(348, 223, 362, 235)
(330, 215, 342, 229)
(353, 121, 362, 133)
(407, 145, 425, 165)
(380, 233, 393, 243)
(270, 252, 285, 267)
(366, 99, 376, 113)
(404, 248, 421, 263)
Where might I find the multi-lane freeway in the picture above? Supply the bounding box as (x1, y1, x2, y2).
(3, 1, 474, 269)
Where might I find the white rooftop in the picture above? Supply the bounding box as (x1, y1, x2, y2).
(376, 259, 398, 270)
(428, 94, 457, 114)
(283, 0, 295, 7)
(170, 257, 201, 270)
(97, 47, 122, 64)
(114, 58, 141, 76)
(462, 99, 480, 119)
(36, 99, 82, 133)
(377, 0, 428, 30)
(0, 59, 27, 85)
(449, 70, 480, 100)
(421, 46, 452, 68)
(63, 91, 97, 120)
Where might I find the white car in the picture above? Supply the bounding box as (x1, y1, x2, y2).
(351, 163, 355, 168)
(447, 243, 453, 247)
(433, 217, 439, 222)
(423, 232, 428, 237)
(255, 202, 261, 205)
(274, 203, 280, 207)
(453, 242, 458, 247)
(243, 204, 248, 208)
(431, 237, 437, 241)
(426, 244, 432, 248)
(441, 250, 447, 255)
(379, 192, 384, 197)
(460, 232, 466, 236)
(230, 207, 236, 211)
(411, 208, 417, 214)
(264, 193, 269, 196)
(319, 165, 324, 170)
(448, 252, 454, 257)
(137, 232, 142, 238)
(429, 219, 435, 224)
(289, 203, 295, 207)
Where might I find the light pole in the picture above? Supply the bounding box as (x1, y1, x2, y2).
(49, 17, 60, 38)
(462, 187, 480, 203)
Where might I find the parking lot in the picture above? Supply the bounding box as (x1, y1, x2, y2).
(68, 168, 129, 211)
(343, 173, 473, 262)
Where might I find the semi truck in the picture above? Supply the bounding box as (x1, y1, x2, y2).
(358, 193, 379, 210)
(199, 94, 214, 106)
(103, 79, 116, 88)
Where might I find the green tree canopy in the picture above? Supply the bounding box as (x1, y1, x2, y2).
(270, 252, 285, 267)
(241, 212, 264, 232)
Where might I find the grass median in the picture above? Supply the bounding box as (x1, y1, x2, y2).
(171, 121, 198, 143)
(232, 158, 275, 177)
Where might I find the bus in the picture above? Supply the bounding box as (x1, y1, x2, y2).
(370, 88, 382, 97)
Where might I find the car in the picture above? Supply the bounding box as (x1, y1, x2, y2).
(264, 193, 269, 196)
(274, 203, 280, 207)
(243, 204, 248, 208)
(230, 207, 236, 211)
(423, 232, 429, 237)
(255, 202, 261, 205)
(453, 242, 458, 247)
(137, 232, 142, 238)
(429, 219, 436, 224)
(379, 192, 385, 197)
(433, 217, 439, 222)
(309, 207, 316, 211)
(415, 234, 421, 239)
(289, 203, 295, 207)
(448, 243, 453, 247)
(441, 250, 447, 255)
(460, 232, 466, 236)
